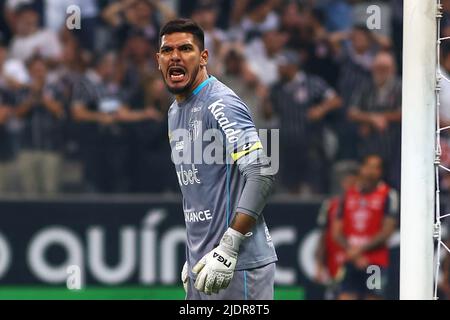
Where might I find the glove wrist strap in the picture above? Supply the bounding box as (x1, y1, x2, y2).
(219, 227, 246, 257)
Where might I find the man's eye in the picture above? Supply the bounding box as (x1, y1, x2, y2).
(180, 46, 192, 51)
(161, 48, 171, 53)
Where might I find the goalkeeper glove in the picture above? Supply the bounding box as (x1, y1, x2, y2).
(181, 261, 188, 293)
(192, 227, 246, 295)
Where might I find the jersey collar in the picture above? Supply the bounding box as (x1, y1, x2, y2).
(193, 75, 216, 95)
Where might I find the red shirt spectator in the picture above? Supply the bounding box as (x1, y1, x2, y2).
(333, 154, 398, 299)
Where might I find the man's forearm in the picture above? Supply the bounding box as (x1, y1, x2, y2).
(361, 233, 389, 252)
(348, 108, 374, 125)
(321, 96, 342, 114)
(228, 148, 275, 236)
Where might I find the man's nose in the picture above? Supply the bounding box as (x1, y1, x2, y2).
(170, 49, 181, 61)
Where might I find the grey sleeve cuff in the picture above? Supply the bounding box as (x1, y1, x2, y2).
(236, 150, 275, 219)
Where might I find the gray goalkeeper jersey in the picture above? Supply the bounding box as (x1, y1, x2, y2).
(168, 76, 277, 277)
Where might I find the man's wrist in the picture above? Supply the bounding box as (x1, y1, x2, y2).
(219, 227, 246, 257)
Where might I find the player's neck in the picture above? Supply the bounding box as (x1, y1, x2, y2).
(176, 70, 209, 103)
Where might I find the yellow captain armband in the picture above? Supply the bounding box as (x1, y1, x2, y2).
(230, 141, 263, 162)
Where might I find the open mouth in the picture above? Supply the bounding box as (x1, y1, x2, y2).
(168, 66, 186, 82)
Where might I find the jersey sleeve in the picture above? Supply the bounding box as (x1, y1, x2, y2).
(204, 93, 275, 220)
(204, 93, 263, 165)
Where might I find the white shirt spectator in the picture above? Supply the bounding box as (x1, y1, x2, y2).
(228, 11, 279, 43)
(244, 38, 279, 86)
(9, 29, 62, 61)
(240, 11, 279, 37)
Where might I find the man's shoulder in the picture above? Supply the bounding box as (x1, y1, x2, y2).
(202, 78, 246, 109)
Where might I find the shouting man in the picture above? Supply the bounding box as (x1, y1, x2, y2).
(157, 18, 277, 300)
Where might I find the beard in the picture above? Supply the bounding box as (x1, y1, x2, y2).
(162, 64, 200, 95)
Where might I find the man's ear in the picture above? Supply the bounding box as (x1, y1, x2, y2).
(200, 49, 209, 68)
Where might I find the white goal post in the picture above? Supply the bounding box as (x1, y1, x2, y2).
(400, 0, 436, 300)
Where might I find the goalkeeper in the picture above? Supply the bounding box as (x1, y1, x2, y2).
(158, 18, 278, 300)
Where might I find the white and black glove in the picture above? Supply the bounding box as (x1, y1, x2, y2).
(192, 228, 246, 295)
(181, 261, 188, 293)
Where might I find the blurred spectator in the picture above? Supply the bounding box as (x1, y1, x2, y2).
(280, 4, 340, 89)
(125, 75, 175, 193)
(221, 48, 267, 129)
(244, 28, 288, 87)
(44, 0, 99, 52)
(314, 0, 353, 32)
(71, 51, 164, 193)
(0, 0, 13, 44)
(15, 55, 65, 194)
(333, 154, 398, 300)
(330, 25, 390, 160)
(101, 0, 175, 49)
(53, 30, 88, 107)
(71, 52, 130, 193)
(191, 1, 227, 76)
(230, 0, 279, 43)
(117, 29, 173, 193)
(178, 0, 232, 29)
(315, 161, 358, 299)
(264, 50, 342, 194)
(118, 30, 158, 103)
(0, 42, 15, 192)
(8, 4, 62, 63)
(348, 51, 401, 190)
(332, 25, 391, 107)
(0, 41, 30, 192)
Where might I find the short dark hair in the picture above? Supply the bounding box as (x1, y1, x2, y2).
(15, 4, 38, 15)
(159, 18, 205, 51)
(361, 153, 385, 170)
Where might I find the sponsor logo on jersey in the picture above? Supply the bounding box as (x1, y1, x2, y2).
(184, 209, 212, 223)
(176, 164, 201, 186)
(207, 99, 241, 144)
(191, 106, 202, 113)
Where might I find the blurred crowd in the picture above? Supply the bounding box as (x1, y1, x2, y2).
(0, 0, 410, 196)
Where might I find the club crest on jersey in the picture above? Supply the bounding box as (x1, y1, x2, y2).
(175, 141, 184, 151)
(188, 118, 201, 141)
